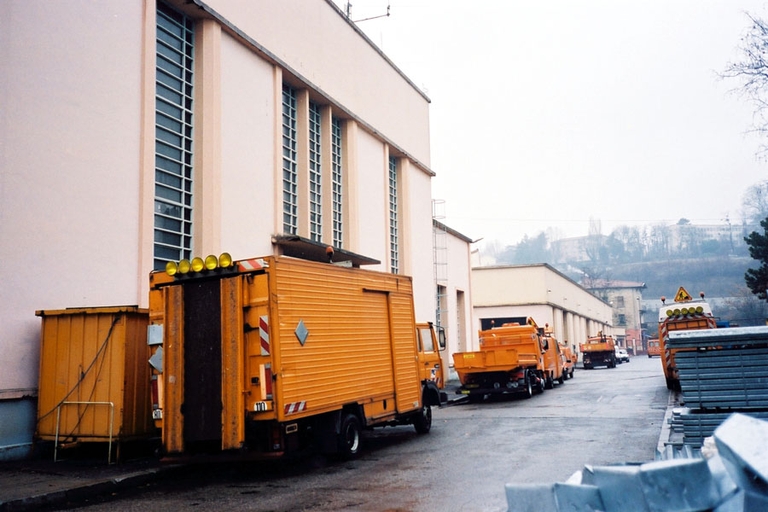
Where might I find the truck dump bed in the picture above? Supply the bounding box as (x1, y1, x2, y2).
(453, 323, 541, 383)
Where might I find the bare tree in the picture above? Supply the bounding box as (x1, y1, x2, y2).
(741, 180, 768, 225)
(722, 13, 768, 158)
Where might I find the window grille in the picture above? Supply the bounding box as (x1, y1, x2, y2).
(282, 85, 298, 234)
(331, 117, 343, 248)
(309, 102, 322, 242)
(154, 3, 194, 270)
(389, 156, 399, 274)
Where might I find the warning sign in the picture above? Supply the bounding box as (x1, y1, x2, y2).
(674, 287, 693, 302)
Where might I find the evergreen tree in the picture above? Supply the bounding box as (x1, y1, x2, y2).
(744, 218, 768, 301)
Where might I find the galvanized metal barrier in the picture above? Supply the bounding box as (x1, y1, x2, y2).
(666, 326, 768, 451)
(505, 413, 768, 512)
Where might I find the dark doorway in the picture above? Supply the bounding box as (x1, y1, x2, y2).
(182, 279, 222, 451)
(480, 316, 528, 330)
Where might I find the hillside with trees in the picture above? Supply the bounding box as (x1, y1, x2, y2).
(480, 213, 768, 326)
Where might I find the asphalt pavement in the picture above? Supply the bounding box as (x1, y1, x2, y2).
(0, 367, 679, 512)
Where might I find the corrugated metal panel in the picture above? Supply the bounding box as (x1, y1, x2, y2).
(676, 347, 768, 409)
(35, 307, 152, 443)
(666, 327, 768, 451)
(272, 257, 421, 421)
(666, 325, 768, 348)
(678, 410, 768, 449)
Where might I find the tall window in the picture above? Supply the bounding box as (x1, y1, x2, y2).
(331, 117, 343, 247)
(388, 156, 399, 274)
(282, 85, 298, 234)
(309, 102, 322, 242)
(154, 3, 194, 270)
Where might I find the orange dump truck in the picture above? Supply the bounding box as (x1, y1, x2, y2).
(658, 286, 717, 390)
(453, 319, 562, 401)
(580, 333, 617, 369)
(148, 253, 445, 459)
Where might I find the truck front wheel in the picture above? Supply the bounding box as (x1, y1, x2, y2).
(414, 404, 432, 434)
(338, 413, 362, 458)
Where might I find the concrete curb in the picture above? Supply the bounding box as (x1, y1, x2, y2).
(0, 465, 184, 512)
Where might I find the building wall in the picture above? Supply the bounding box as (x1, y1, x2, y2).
(437, 226, 473, 375)
(0, 0, 437, 459)
(470, 265, 613, 353)
(0, 1, 146, 397)
(204, 0, 432, 166)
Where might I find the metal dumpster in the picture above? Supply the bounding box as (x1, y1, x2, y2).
(35, 306, 153, 460)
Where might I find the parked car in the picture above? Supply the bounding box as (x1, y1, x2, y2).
(615, 347, 630, 363)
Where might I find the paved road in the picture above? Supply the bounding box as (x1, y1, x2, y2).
(70, 356, 669, 512)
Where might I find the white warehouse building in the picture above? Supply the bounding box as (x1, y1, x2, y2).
(0, 0, 473, 459)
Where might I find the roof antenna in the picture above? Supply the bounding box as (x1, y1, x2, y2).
(348, 1, 391, 23)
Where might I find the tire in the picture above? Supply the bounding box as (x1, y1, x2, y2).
(557, 373, 565, 385)
(545, 375, 554, 390)
(338, 413, 362, 459)
(414, 404, 432, 434)
(522, 374, 534, 399)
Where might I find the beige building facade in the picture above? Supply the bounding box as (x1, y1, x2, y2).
(0, 0, 443, 459)
(470, 264, 614, 355)
(586, 280, 647, 354)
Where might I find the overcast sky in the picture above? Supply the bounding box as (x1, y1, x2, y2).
(335, 1, 768, 247)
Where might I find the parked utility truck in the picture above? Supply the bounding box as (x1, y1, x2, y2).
(453, 318, 562, 401)
(147, 252, 446, 459)
(559, 339, 577, 380)
(580, 333, 617, 369)
(647, 339, 660, 358)
(658, 286, 717, 390)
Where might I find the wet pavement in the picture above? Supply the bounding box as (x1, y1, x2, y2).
(0, 375, 669, 512)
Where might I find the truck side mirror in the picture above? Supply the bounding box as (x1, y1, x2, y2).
(437, 326, 446, 351)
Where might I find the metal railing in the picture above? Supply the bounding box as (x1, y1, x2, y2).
(54, 401, 115, 464)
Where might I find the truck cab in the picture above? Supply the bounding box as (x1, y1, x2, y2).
(416, 322, 447, 405)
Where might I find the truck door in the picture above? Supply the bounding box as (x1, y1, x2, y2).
(182, 279, 223, 451)
(417, 324, 445, 389)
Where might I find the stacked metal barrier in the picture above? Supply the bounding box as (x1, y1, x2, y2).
(667, 326, 768, 450)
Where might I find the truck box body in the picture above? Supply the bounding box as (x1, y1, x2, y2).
(149, 254, 440, 457)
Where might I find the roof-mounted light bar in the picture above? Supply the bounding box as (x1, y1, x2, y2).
(164, 252, 235, 279)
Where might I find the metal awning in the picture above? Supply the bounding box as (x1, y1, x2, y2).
(271, 234, 380, 268)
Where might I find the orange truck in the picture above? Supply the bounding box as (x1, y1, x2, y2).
(658, 286, 717, 390)
(580, 333, 617, 369)
(558, 338, 577, 380)
(147, 252, 446, 459)
(452, 318, 563, 401)
(647, 339, 661, 358)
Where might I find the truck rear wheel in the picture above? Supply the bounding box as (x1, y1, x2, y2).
(413, 404, 432, 434)
(338, 413, 362, 459)
(522, 376, 533, 399)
